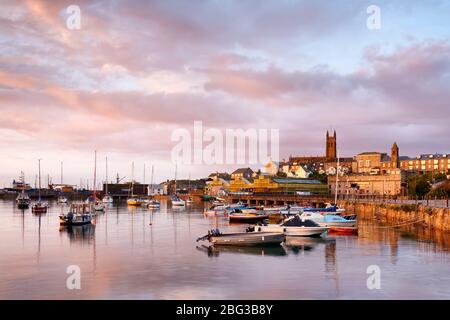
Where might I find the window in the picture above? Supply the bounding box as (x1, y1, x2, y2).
(366, 160, 371, 167)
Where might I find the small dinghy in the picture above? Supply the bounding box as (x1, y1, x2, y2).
(328, 226, 358, 235)
(196, 229, 284, 246)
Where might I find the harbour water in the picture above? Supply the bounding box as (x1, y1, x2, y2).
(0, 200, 449, 299)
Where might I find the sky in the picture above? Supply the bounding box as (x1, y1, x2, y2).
(1, 0, 450, 187)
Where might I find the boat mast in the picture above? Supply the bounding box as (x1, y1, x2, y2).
(150, 165, 154, 196)
(93, 151, 97, 202)
(334, 150, 340, 205)
(38, 159, 42, 202)
(61, 161, 63, 184)
(21, 171, 25, 196)
(131, 161, 135, 197)
(105, 156, 108, 196)
(174, 162, 177, 196)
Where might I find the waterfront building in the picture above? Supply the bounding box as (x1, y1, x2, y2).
(207, 174, 328, 195)
(328, 169, 406, 196)
(205, 175, 230, 196)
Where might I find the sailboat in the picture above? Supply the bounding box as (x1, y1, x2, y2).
(102, 156, 113, 204)
(32, 159, 48, 214)
(16, 171, 31, 209)
(170, 163, 185, 207)
(185, 173, 194, 204)
(147, 165, 160, 208)
(127, 162, 146, 206)
(92, 151, 105, 212)
(57, 161, 68, 204)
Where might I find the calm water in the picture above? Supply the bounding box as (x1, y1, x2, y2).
(0, 200, 449, 300)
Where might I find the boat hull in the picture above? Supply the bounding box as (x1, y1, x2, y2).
(32, 205, 47, 214)
(328, 226, 358, 234)
(211, 232, 283, 246)
(228, 214, 269, 223)
(255, 225, 328, 237)
(318, 221, 356, 228)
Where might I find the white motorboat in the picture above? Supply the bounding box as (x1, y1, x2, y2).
(197, 229, 284, 246)
(300, 211, 356, 227)
(253, 215, 328, 237)
(58, 196, 68, 204)
(171, 196, 185, 206)
(147, 199, 160, 208)
(102, 195, 113, 204)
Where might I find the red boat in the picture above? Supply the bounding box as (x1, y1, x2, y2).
(31, 159, 48, 214)
(32, 202, 48, 214)
(328, 226, 358, 235)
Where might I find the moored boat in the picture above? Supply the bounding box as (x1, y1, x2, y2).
(59, 202, 93, 226)
(228, 209, 269, 223)
(171, 195, 185, 206)
(147, 199, 160, 208)
(328, 226, 358, 234)
(127, 197, 147, 206)
(16, 172, 31, 209)
(300, 211, 357, 228)
(31, 159, 48, 214)
(253, 215, 328, 237)
(197, 229, 284, 246)
(58, 196, 68, 204)
(32, 202, 48, 214)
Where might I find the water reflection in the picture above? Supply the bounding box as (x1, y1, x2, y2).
(59, 224, 96, 243)
(0, 200, 448, 299)
(196, 244, 287, 257)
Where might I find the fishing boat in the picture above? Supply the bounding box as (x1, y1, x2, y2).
(31, 159, 48, 214)
(196, 229, 284, 246)
(102, 157, 114, 204)
(186, 197, 194, 204)
(59, 202, 93, 226)
(16, 172, 31, 209)
(252, 215, 328, 237)
(228, 208, 269, 223)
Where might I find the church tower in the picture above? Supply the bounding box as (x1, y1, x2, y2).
(391, 142, 399, 168)
(326, 130, 337, 162)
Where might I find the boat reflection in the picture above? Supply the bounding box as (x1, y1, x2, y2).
(196, 244, 287, 258)
(60, 224, 96, 242)
(284, 236, 336, 254)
